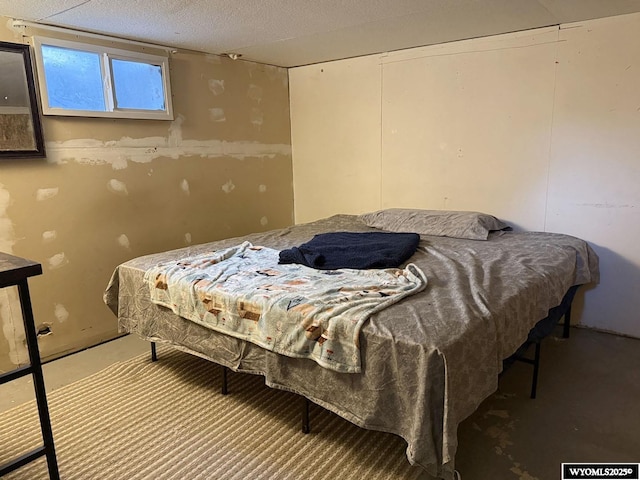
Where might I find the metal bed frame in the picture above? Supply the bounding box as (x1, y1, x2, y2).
(148, 285, 580, 433)
(502, 284, 579, 399)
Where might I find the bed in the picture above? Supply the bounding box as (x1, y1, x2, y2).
(103, 210, 599, 480)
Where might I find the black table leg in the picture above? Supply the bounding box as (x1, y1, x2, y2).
(18, 280, 60, 479)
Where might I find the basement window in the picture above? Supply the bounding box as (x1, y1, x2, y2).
(32, 37, 173, 120)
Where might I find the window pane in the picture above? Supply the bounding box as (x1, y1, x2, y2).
(41, 45, 105, 111)
(111, 59, 165, 110)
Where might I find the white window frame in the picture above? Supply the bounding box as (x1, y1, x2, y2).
(32, 36, 174, 120)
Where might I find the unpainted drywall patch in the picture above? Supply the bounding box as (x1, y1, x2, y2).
(222, 180, 236, 194)
(0, 184, 16, 253)
(180, 179, 190, 195)
(260, 216, 268, 226)
(108, 179, 129, 196)
(54, 303, 69, 323)
(263, 64, 289, 87)
(259, 184, 267, 193)
(209, 108, 227, 122)
(111, 156, 129, 170)
(117, 234, 131, 249)
(0, 185, 26, 366)
(42, 230, 57, 243)
(184, 233, 192, 245)
(247, 62, 288, 86)
(45, 137, 292, 164)
(250, 108, 264, 128)
(36, 187, 59, 201)
(208, 79, 225, 95)
(0, 287, 28, 366)
(168, 115, 184, 148)
(247, 84, 263, 103)
(48, 252, 68, 270)
(246, 62, 259, 78)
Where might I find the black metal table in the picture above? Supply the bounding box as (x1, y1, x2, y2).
(0, 252, 59, 479)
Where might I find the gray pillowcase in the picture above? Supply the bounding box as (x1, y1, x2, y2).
(358, 209, 509, 240)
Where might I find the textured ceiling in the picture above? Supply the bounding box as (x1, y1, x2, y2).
(2, 0, 640, 67)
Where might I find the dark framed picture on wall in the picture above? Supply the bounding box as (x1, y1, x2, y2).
(0, 41, 45, 158)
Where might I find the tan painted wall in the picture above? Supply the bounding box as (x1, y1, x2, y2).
(0, 18, 293, 372)
(290, 13, 640, 338)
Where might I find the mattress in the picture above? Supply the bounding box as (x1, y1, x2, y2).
(104, 214, 599, 479)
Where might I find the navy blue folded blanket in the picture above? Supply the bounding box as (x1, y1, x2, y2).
(278, 231, 420, 270)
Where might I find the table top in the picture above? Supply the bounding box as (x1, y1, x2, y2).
(0, 252, 42, 288)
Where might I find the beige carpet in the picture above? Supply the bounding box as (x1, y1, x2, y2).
(0, 347, 423, 479)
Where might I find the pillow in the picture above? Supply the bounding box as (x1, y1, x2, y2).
(358, 208, 509, 240)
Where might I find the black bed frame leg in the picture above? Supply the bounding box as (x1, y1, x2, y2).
(301, 397, 311, 434)
(221, 366, 228, 395)
(563, 303, 572, 339)
(150, 342, 157, 362)
(530, 341, 541, 399)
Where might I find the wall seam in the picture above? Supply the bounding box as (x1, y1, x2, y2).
(543, 26, 562, 233)
(379, 55, 385, 209)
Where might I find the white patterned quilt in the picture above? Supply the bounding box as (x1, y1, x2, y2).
(144, 241, 427, 373)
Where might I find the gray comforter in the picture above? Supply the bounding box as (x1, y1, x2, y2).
(104, 214, 599, 479)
